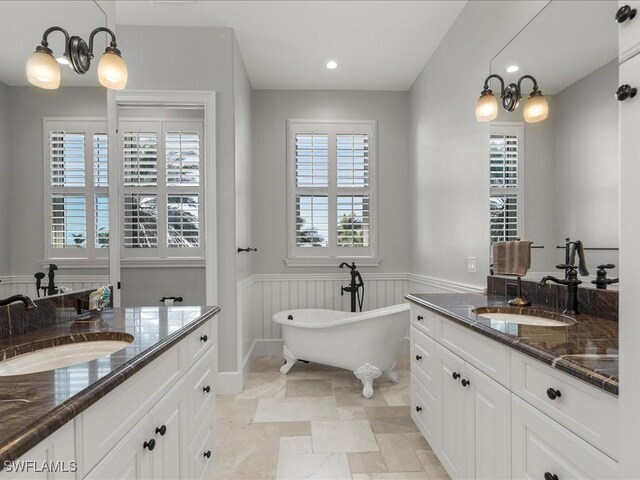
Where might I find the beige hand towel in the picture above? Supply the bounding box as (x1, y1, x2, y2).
(493, 240, 532, 277)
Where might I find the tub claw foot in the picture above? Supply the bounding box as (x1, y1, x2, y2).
(280, 345, 297, 375)
(354, 363, 382, 399)
(385, 361, 399, 383)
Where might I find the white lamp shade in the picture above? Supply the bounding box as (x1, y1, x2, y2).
(475, 92, 498, 122)
(523, 94, 549, 123)
(98, 52, 128, 90)
(26, 50, 60, 89)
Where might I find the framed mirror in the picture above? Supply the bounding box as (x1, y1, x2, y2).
(488, 0, 619, 285)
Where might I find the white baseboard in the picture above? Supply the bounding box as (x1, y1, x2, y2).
(254, 338, 285, 357)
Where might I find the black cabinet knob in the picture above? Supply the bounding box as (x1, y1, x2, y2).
(546, 388, 561, 400)
(204, 450, 212, 459)
(203, 385, 211, 393)
(200, 334, 208, 342)
(415, 354, 423, 361)
(616, 4, 637, 23)
(143, 439, 156, 451)
(415, 406, 422, 412)
(155, 425, 167, 436)
(544, 472, 558, 480)
(616, 84, 637, 101)
(461, 379, 470, 387)
(452, 372, 461, 380)
(417, 315, 423, 322)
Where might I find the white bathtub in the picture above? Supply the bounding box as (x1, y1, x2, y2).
(272, 303, 410, 399)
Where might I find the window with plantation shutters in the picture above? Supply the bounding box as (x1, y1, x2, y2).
(490, 123, 524, 243)
(44, 119, 109, 262)
(119, 120, 204, 260)
(287, 120, 377, 265)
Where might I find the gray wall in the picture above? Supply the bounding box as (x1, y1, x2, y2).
(7, 86, 106, 276)
(0, 81, 10, 274)
(251, 89, 411, 275)
(117, 25, 239, 372)
(408, 1, 547, 289)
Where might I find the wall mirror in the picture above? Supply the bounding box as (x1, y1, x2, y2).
(489, 0, 619, 285)
(0, 1, 109, 298)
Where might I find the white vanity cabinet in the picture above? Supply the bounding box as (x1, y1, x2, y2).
(409, 303, 618, 480)
(618, 1, 640, 62)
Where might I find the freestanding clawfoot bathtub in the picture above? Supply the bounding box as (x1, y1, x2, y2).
(272, 303, 410, 398)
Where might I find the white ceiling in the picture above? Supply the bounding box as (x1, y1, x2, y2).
(491, 1, 618, 95)
(0, 1, 107, 87)
(115, 0, 466, 91)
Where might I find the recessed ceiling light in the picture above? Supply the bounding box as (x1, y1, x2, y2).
(326, 60, 337, 70)
(506, 65, 519, 73)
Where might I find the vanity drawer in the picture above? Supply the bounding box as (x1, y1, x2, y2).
(510, 351, 618, 460)
(511, 396, 618, 480)
(187, 318, 214, 364)
(410, 373, 440, 452)
(186, 345, 216, 436)
(410, 325, 438, 395)
(188, 417, 215, 480)
(619, 1, 640, 62)
(410, 304, 438, 337)
(437, 317, 510, 387)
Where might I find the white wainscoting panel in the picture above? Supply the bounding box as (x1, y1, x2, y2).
(0, 275, 110, 298)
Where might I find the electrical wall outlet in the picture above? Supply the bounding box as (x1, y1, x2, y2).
(467, 256, 477, 273)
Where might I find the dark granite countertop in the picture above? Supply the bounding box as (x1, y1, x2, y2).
(0, 305, 220, 468)
(405, 293, 618, 396)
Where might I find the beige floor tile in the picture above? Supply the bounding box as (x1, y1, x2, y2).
(404, 432, 432, 452)
(337, 406, 367, 420)
(334, 386, 389, 407)
(238, 375, 286, 400)
(254, 397, 339, 423)
(376, 433, 424, 472)
(285, 379, 333, 397)
(415, 450, 450, 480)
(312, 420, 379, 453)
(352, 473, 430, 480)
(275, 452, 351, 480)
(279, 436, 313, 455)
(252, 356, 286, 373)
(365, 406, 420, 434)
(212, 435, 279, 479)
(348, 452, 388, 474)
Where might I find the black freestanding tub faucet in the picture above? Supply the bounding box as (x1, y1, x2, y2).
(339, 262, 365, 312)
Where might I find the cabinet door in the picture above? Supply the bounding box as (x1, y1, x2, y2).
(464, 364, 510, 480)
(149, 387, 183, 480)
(619, 1, 640, 62)
(84, 416, 154, 480)
(436, 344, 466, 480)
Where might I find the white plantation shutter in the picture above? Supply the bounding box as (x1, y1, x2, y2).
(288, 121, 376, 260)
(45, 119, 108, 261)
(120, 120, 204, 260)
(490, 124, 523, 243)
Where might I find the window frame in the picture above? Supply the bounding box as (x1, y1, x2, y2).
(43, 117, 109, 265)
(286, 119, 379, 267)
(489, 122, 525, 243)
(118, 118, 205, 262)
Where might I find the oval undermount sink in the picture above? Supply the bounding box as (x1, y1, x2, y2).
(0, 340, 132, 376)
(472, 307, 576, 327)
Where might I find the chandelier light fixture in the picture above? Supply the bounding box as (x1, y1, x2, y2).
(26, 26, 127, 90)
(475, 73, 548, 123)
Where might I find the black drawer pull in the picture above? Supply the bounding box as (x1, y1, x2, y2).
(452, 372, 461, 380)
(416, 315, 423, 321)
(616, 4, 636, 23)
(415, 406, 422, 412)
(155, 425, 167, 436)
(415, 355, 422, 361)
(546, 388, 561, 400)
(461, 379, 470, 387)
(204, 450, 212, 458)
(616, 84, 637, 101)
(143, 439, 156, 451)
(203, 385, 211, 393)
(544, 472, 558, 480)
(200, 334, 208, 342)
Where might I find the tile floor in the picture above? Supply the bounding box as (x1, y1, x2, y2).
(212, 355, 450, 480)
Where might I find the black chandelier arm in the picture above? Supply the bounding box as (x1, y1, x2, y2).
(88, 27, 118, 58)
(40, 26, 70, 51)
(517, 74, 539, 94)
(482, 74, 505, 96)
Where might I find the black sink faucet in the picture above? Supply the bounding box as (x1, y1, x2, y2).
(0, 294, 37, 311)
(539, 265, 582, 315)
(47, 264, 58, 296)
